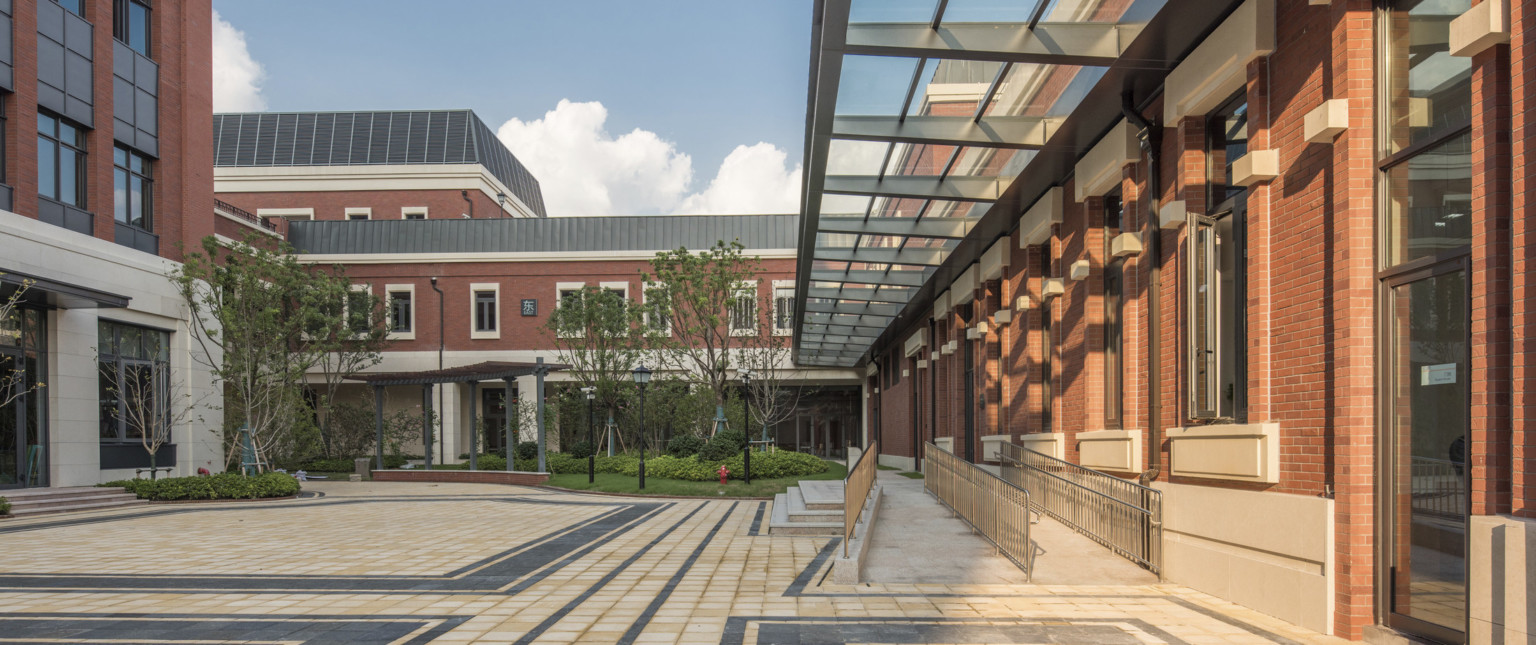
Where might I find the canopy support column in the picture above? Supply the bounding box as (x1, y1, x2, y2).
(373, 385, 385, 471)
(422, 383, 434, 470)
(468, 380, 480, 470)
(536, 357, 547, 473)
(503, 379, 516, 471)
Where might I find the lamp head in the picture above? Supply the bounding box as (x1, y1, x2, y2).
(631, 365, 652, 388)
(580, 386, 596, 400)
(497, 192, 507, 205)
(741, 368, 753, 385)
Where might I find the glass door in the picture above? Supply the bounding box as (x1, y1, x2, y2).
(1385, 263, 1469, 642)
(0, 351, 18, 488)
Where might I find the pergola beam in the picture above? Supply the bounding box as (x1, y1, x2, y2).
(824, 175, 1008, 202)
(805, 286, 914, 303)
(810, 269, 930, 287)
(818, 216, 977, 239)
(815, 245, 949, 267)
(832, 115, 1057, 149)
(842, 22, 1134, 67)
(804, 301, 905, 317)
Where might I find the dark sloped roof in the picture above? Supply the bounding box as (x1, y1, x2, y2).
(288, 215, 798, 255)
(212, 110, 548, 218)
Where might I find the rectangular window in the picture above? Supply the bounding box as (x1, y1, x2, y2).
(1103, 192, 1125, 429)
(113, 0, 152, 56)
(475, 290, 497, 333)
(57, 0, 85, 16)
(772, 284, 795, 336)
(643, 285, 671, 335)
(346, 289, 372, 335)
(98, 320, 171, 443)
(388, 290, 413, 335)
(38, 111, 86, 207)
(114, 145, 153, 230)
(729, 282, 758, 336)
(1187, 95, 1249, 421)
(348, 214, 369, 221)
(403, 209, 427, 220)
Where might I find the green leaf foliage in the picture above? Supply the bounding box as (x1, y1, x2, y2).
(101, 472, 301, 501)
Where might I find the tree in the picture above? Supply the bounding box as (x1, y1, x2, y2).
(642, 241, 763, 415)
(98, 359, 202, 479)
(543, 285, 643, 444)
(736, 317, 806, 445)
(172, 233, 382, 470)
(0, 277, 43, 409)
(304, 268, 389, 457)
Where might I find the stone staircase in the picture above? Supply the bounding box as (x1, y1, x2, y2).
(769, 480, 844, 535)
(1, 486, 147, 517)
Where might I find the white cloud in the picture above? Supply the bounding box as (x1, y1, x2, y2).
(211, 10, 267, 112)
(496, 100, 800, 216)
(676, 143, 801, 215)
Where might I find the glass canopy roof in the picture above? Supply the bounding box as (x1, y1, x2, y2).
(793, 0, 1222, 368)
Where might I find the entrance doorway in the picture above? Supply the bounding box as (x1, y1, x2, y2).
(482, 388, 511, 455)
(1383, 262, 1469, 642)
(0, 307, 46, 489)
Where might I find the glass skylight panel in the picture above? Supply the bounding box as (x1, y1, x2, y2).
(826, 139, 892, 175)
(837, 56, 923, 116)
(849, 0, 940, 23)
(819, 194, 876, 217)
(939, 0, 1040, 23)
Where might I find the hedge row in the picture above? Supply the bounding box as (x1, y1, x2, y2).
(536, 450, 828, 481)
(102, 472, 301, 501)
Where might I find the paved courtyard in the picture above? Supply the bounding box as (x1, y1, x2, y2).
(0, 482, 1347, 644)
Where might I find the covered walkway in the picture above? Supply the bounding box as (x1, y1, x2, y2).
(863, 470, 1159, 586)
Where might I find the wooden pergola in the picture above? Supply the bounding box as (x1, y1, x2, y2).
(347, 359, 568, 472)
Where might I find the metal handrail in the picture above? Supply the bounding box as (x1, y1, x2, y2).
(997, 442, 1162, 575)
(843, 441, 878, 558)
(923, 441, 1034, 580)
(214, 199, 277, 231)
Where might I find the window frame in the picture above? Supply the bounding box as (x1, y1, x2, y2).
(728, 280, 760, 337)
(771, 280, 795, 336)
(113, 0, 152, 57)
(37, 110, 87, 208)
(98, 319, 172, 444)
(113, 145, 154, 231)
(1185, 92, 1250, 422)
(471, 283, 500, 339)
(555, 281, 586, 339)
(385, 284, 416, 340)
(345, 207, 371, 221)
(1103, 190, 1125, 429)
(642, 285, 672, 337)
(402, 207, 428, 220)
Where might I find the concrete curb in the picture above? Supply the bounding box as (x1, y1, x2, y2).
(831, 483, 882, 584)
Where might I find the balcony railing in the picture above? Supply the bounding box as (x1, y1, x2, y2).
(214, 199, 277, 231)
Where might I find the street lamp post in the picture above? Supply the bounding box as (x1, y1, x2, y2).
(741, 369, 752, 485)
(581, 386, 596, 484)
(632, 366, 651, 490)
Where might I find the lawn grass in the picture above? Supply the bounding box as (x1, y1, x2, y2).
(545, 460, 847, 498)
(876, 464, 899, 471)
(899, 471, 924, 479)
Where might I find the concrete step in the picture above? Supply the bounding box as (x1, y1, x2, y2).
(2, 487, 147, 517)
(768, 493, 843, 536)
(9, 498, 149, 516)
(798, 480, 845, 511)
(784, 487, 843, 522)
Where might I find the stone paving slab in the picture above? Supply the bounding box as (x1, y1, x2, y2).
(0, 481, 1350, 644)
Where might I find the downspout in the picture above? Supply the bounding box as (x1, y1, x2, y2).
(1123, 93, 1163, 484)
(461, 190, 475, 219)
(430, 276, 446, 464)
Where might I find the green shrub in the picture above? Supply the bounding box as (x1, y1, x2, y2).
(301, 457, 364, 473)
(513, 442, 539, 460)
(0, 496, 9, 515)
(101, 472, 299, 501)
(699, 428, 746, 462)
(666, 434, 705, 458)
(611, 450, 828, 482)
(567, 441, 596, 459)
(475, 454, 507, 470)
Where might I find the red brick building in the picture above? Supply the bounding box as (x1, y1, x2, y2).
(796, 0, 1533, 641)
(0, 0, 223, 488)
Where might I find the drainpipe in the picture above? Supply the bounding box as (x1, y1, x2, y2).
(461, 190, 474, 219)
(1123, 93, 1163, 485)
(430, 276, 445, 464)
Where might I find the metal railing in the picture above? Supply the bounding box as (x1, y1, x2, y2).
(1410, 456, 1467, 519)
(214, 199, 278, 231)
(924, 441, 1034, 580)
(843, 440, 878, 558)
(997, 442, 1162, 575)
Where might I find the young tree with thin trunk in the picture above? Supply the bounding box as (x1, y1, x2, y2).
(98, 360, 203, 479)
(304, 270, 389, 457)
(0, 277, 43, 409)
(544, 286, 642, 451)
(642, 241, 763, 419)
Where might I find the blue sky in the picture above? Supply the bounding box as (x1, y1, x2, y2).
(212, 0, 813, 215)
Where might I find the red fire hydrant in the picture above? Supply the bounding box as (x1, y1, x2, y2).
(718, 464, 730, 485)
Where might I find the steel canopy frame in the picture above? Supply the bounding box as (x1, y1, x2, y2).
(793, 0, 1248, 368)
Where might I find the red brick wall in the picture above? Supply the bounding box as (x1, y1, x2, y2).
(5, 0, 212, 262)
(371, 469, 550, 486)
(335, 257, 795, 353)
(218, 188, 512, 224)
(1513, 0, 1536, 519)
